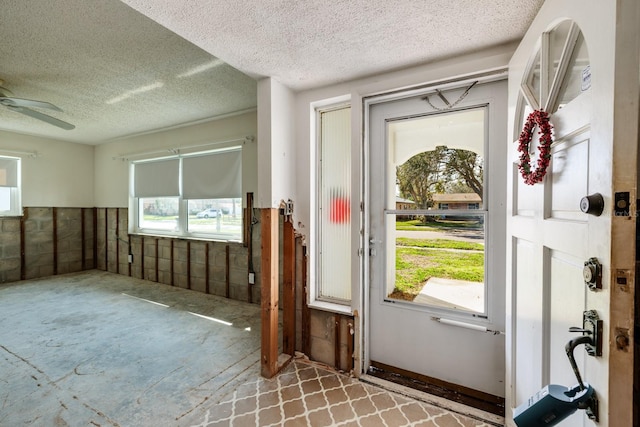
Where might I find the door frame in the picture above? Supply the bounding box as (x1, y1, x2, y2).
(361, 71, 508, 388)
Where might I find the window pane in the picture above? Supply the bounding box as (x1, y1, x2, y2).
(514, 95, 534, 142)
(187, 198, 242, 239)
(0, 157, 20, 216)
(0, 157, 18, 187)
(318, 106, 351, 302)
(548, 20, 573, 87)
(130, 150, 243, 242)
(525, 49, 541, 106)
(390, 213, 485, 314)
(139, 197, 179, 230)
(557, 31, 590, 109)
(0, 187, 11, 211)
(388, 108, 486, 314)
(390, 108, 485, 211)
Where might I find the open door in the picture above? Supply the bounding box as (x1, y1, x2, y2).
(365, 78, 507, 415)
(506, 1, 639, 426)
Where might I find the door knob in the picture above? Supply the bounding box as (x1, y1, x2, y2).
(580, 193, 604, 216)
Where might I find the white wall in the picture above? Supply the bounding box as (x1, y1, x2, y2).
(256, 78, 296, 208)
(94, 111, 258, 207)
(293, 42, 517, 241)
(0, 130, 94, 207)
(290, 43, 518, 312)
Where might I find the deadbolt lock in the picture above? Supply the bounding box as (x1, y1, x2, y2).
(583, 257, 602, 291)
(580, 193, 604, 216)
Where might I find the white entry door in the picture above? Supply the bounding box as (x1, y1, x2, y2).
(506, 2, 638, 426)
(365, 79, 507, 403)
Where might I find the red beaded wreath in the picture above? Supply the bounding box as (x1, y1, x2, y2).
(517, 109, 553, 185)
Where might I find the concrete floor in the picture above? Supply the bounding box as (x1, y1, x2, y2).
(0, 270, 498, 427)
(0, 270, 262, 426)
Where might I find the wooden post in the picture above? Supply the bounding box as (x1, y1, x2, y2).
(301, 245, 310, 357)
(170, 239, 174, 286)
(246, 192, 254, 303)
(52, 207, 58, 275)
(334, 314, 341, 371)
(92, 208, 97, 269)
(20, 208, 26, 280)
(154, 238, 159, 282)
(104, 208, 108, 271)
(225, 245, 230, 298)
(186, 241, 191, 290)
(115, 208, 119, 274)
(347, 317, 354, 371)
(282, 216, 296, 356)
(205, 243, 210, 294)
(261, 208, 279, 378)
(81, 208, 86, 271)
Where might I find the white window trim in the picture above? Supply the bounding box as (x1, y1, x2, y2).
(0, 156, 21, 217)
(128, 148, 243, 242)
(309, 95, 354, 314)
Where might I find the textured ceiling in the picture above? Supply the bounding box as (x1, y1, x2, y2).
(0, 0, 544, 145)
(121, 0, 545, 89)
(0, 0, 257, 144)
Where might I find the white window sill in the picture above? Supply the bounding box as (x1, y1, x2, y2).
(129, 231, 242, 244)
(308, 299, 353, 316)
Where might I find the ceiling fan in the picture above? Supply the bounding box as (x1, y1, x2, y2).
(0, 79, 75, 130)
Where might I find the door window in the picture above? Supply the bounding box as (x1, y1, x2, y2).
(386, 108, 486, 314)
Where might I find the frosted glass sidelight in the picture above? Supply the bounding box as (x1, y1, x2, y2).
(318, 106, 351, 302)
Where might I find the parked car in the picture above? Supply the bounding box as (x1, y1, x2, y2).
(196, 208, 220, 218)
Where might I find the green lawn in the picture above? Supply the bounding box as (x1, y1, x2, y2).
(392, 239, 484, 300)
(395, 218, 482, 232)
(396, 237, 484, 251)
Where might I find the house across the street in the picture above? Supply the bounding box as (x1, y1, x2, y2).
(431, 193, 482, 210)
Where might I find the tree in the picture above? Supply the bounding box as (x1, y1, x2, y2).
(396, 147, 447, 209)
(396, 147, 483, 209)
(441, 148, 483, 198)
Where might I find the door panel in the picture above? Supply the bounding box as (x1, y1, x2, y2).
(513, 238, 543, 405)
(548, 250, 586, 386)
(548, 134, 589, 221)
(507, 2, 639, 426)
(366, 80, 507, 398)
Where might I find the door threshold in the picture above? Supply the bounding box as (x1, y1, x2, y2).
(364, 363, 505, 425)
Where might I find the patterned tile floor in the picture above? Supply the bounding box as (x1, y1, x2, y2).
(191, 359, 495, 427)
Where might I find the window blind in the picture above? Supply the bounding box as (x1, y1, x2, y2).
(182, 148, 242, 199)
(134, 158, 180, 197)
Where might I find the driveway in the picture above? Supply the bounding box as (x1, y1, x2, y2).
(396, 229, 484, 244)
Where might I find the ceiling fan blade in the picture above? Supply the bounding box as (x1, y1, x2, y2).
(6, 105, 75, 130)
(0, 96, 63, 112)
